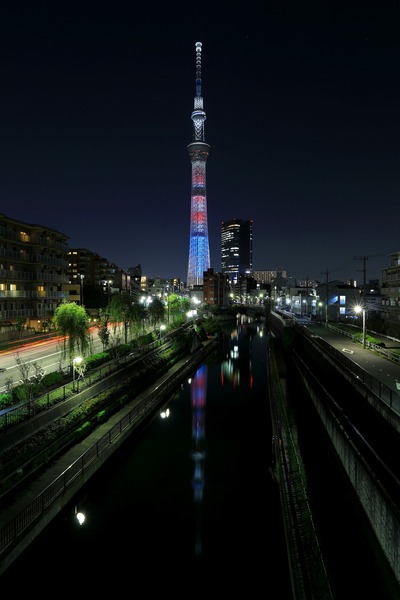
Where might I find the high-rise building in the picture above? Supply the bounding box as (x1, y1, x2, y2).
(221, 219, 253, 284)
(186, 42, 210, 289)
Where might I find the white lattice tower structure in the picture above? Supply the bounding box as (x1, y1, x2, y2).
(186, 41, 211, 289)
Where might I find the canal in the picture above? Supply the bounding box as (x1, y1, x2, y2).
(2, 314, 398, 598)
(1, 316, 293, 595)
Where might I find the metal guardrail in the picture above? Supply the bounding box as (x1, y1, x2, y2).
(0, 340, 217, 561)
(300, 326, 400, 415)
(327, 324, 400, 364)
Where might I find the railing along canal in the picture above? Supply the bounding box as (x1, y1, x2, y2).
(0, 340, 217, 560)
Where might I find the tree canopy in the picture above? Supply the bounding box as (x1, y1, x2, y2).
(53, 302, 92, 362)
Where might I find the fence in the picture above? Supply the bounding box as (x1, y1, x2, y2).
(300, 326, 400, 416)
(0, 335, 177, 434)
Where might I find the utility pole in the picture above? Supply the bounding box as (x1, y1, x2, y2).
(355, 255, 368, 305)
(305, 275, 309, 317)
(323, 268, 329, 324)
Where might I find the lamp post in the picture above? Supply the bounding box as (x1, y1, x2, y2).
(123, 305, 129, 344)
(72, 356, 83, 392)
(318, 301, 323, 321)
(160, 324, 166, 339)
(79, 273, 85, 306)
(354, 305, 366, 348)
(164, 291, 171, 324)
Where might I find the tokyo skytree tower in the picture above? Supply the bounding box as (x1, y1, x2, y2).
(186, 41, 210, 289)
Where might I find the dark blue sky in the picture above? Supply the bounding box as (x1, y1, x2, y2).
(1, 2, 399, 284)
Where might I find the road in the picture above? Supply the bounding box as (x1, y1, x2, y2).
(302, 323, 400, 395)
(0, 327, 112, 394)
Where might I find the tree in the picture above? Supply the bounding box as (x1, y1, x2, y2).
(109, 293, 147, 344)
(130, 301, 147, 339)
(97, 308, 110, 350)
(168, 294, 190, 323)
(148, 297, 164, 328)
(108, 293, 129, 343)
(53, 302, 92, 363)
(15, 317, 27, 339)
(14, 352, 45, 412)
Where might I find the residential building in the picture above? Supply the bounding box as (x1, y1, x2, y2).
(316, 280, 361, 323)
(381, 250, 400, 326)
(252, 268, 287, 287)
(203, 268, 229, 307)
(66, 248, 131, 305)
(0, 213, 69, 335)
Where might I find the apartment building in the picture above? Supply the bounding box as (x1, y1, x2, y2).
(381, 250, 400, 326)
(0, 213, 69, 334)
(66, 248, 131, 305)
(203, 268, 229, 307)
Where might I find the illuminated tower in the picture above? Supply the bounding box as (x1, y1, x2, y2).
(186, 41, 210, 289)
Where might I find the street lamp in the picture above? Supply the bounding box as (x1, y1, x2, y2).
(123, 305, 130, 344)
(78, 273, 85, 306)
(160, 324, 166, 339)
(72, 356, 83, 392)
(318, 301, 323, 321)
(354, 305, 366, 348)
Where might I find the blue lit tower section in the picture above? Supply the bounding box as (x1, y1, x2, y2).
(187, 41, 210, 289)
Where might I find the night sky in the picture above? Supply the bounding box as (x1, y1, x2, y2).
(1, 2, 399, 284)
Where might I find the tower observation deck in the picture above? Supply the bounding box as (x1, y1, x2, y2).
(186, 41, 210, 289)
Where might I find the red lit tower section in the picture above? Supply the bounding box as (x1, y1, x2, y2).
(187, 41, 211, 289)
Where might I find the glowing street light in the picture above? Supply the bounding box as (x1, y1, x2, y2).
(72, 356, 83, 391)
(160, 324, 166, 339)
(354, 305, 366, 348)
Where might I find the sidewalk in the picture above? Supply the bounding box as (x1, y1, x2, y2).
(305, 323, 400, 395)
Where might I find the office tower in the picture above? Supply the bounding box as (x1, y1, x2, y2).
(186, 42, 210, 289)
(221, 219, 253, 284)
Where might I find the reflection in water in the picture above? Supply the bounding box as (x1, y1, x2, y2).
(190, 364, 207, 557)
(220, 313, 255, 389)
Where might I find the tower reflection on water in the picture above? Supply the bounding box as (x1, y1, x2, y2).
(190, 316, 261, 558)
(190, 363, 207, 557)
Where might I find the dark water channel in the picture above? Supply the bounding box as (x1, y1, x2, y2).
(4, 315, 398, 597)
(2, 316, 293, 595)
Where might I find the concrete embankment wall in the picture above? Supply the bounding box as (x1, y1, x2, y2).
(293, 356, 400, 586)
